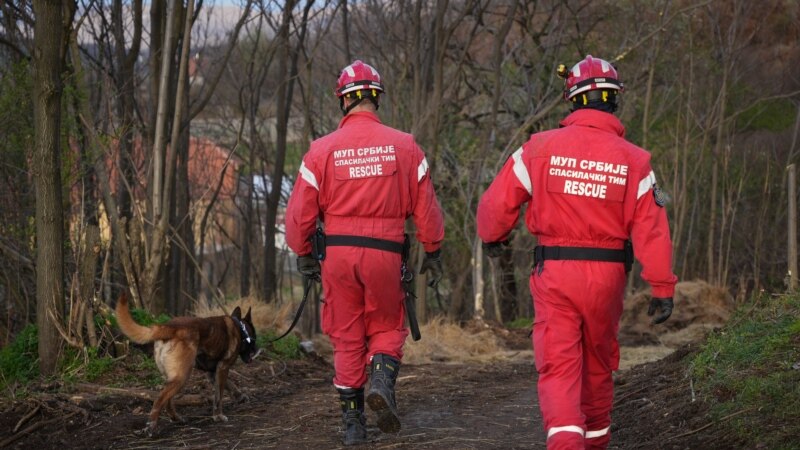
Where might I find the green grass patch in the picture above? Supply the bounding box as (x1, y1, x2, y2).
(736, 98, 796, 132)
(506, 317, 533, 329)
(108, 351, 162, 389)
(258, 331, 303, 360)
(691, 293, 800, 448)
(59, 346, 117, 384)
(0, 324, 39, 390)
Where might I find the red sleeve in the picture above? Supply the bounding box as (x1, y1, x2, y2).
(285, 158, 321, 256)
(630, 168, 678, 298)
(477, 147, 532, 243)
(411, 152, 445, 253)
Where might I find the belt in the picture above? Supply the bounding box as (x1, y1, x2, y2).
(325, 235, 405, 255)
(534, 242, 633, 274)
(312, 230, 420, 341)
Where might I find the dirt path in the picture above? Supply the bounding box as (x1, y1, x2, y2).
(0, 338, 746, 450)
(1, 355, 546, 450)
(1, 345, 741, 450)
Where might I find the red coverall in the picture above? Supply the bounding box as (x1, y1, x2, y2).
(285, 111, 444, 390)
(477, 109, 677, 449)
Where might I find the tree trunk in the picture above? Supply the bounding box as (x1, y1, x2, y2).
(341, 0, 351, 62)
(31, 0, 74, 376)
(112, 0, 142, 303)
(263, 0, 295, 302)
(167, 2, 196, 314)
(265, 0, 309, 301)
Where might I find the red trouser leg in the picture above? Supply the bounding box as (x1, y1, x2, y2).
(361, 249, 408, 362)
(580, 322, 618, 450)
(580, 264, 624, 450)
(531, 260, 626, 450)
(531, 264, 586, 450)
(321, 246, 408, 389)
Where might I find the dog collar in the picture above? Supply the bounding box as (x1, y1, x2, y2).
(232, 316, 253, 345)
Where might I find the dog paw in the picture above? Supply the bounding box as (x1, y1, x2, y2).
(212, 414, 228, 422)
(134, 422, 157, 437)
(170, 414, 187, 424)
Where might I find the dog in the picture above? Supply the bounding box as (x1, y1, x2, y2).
(115, 293, 258, 436)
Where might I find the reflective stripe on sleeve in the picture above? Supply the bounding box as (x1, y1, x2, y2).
(585, 426, 610, 439)
(512, 147, 532, 195)
(637, 170, 656, 199)
(547, 425, 585, 439)
(300, 161, 319, 191)
(418, 157, 429, 182)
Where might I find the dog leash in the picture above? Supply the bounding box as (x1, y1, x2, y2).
(270, 276, 314, 342)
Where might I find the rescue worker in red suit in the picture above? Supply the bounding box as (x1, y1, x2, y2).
(285, 60, 445, 446)
(477, 55, 677, 450)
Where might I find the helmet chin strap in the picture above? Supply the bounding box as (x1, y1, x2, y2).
(571, 90, 618, 113)
(341, 92, 380, 116)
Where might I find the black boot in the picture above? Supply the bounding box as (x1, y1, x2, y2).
(337, 387, 367, 445)
(366, 354, 401, 433)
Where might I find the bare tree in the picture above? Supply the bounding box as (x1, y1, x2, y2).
(30, 0, 76, 375)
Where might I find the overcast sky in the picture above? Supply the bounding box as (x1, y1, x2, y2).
(77, 1, 251, 46)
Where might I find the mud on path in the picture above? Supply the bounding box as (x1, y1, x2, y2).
(1, 342, 742, 450)
(1, 282, 740, 449)
(1, 351, 542, 450)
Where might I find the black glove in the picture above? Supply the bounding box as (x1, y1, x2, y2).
(482, 240, 509, 258)
(297, 255, 321, 282)
(647, 297, 673, 324)
(419, 249, 443, 288)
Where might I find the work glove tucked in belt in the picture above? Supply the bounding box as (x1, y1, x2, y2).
(648, 297, 673, 324)
(419, 249, 443, 288)
(482, 240, 509, 258)
(297, 255, 321, 282)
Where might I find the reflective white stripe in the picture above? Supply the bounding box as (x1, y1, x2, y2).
(637, 170, 656, 199)
(512, 147, 532, 195)
(571, 83, 620, 98)
(586, 426, 610, 439)
(547, 425, 585, 439)
(299, 162, 319, 191)
(417, 157, 429, 182)
(334, 383, 355, 390)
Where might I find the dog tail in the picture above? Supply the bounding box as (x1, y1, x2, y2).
(115, 293, 175, 344)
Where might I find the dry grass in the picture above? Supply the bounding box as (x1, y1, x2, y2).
(402, 317, 521, 365)
(618, 345, 675, 370)
(191, 297, 294, 335)
(308, 317, 526, 365)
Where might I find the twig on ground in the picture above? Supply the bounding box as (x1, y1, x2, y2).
(666, 407, 755, 441)
(0, 411, 78, 448)
(613, 386, 648, 405)
(71, 383, 206, 406)
(12, 403, 40, 433)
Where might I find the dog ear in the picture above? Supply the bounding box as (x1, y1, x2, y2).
(244, 307, 252, 321)
(232, 306, 242, 319)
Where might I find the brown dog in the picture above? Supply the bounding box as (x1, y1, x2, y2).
(115, 293, 258, 436)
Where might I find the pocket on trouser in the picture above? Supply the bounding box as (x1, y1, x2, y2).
(532, 314, 550, 373)
(320, 299, 333, 335)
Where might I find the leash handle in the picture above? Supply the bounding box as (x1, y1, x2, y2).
(270, 276, 314, 343)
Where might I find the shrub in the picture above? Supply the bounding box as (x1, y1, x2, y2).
(258, 331, 302, 360)
(0, 324, 39, 389)
(691, 294, 800, 448)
